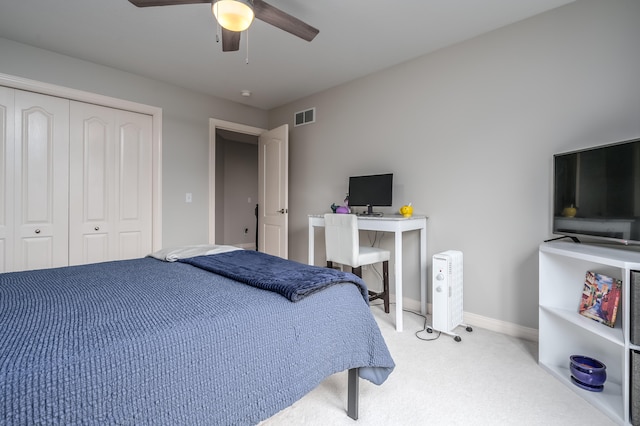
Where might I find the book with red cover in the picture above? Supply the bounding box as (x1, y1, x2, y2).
(579, 271, 622, 328)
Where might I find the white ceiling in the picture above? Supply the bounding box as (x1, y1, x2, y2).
(0, 0, 574, 110)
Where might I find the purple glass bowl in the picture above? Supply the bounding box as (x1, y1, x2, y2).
(569, 355, 606, 388)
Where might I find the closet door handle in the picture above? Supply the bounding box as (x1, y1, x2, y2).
(94, 226, 100, 231)
(34, 229, 41, 234)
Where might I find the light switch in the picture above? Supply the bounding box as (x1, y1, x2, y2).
(186, 193, 192, 203)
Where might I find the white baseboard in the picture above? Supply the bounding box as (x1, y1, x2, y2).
(397, 297, 539, 342)
(462, 311, 539, 342)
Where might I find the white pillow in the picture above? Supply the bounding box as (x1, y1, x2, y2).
(149, 244, 242, 262)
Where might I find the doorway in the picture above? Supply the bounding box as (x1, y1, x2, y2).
(209, 120, 263, 248)
(209, 119, 289, 257)
(215, 129, 258, 249)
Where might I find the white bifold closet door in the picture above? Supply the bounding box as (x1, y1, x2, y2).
(0, 87, 154, 273)
(0, 86, 12, 272)
(14, 90, 70, 272)
(69, 102, 152, 266)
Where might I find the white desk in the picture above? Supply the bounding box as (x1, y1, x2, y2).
(308, 214, 428, 332)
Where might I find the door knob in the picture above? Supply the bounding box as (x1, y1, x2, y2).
(278, 208, 288, 214)
(35, 229, 41, 234)
(94, 226, 100, 231)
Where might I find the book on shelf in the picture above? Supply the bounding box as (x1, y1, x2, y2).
(578, 271, 621, 328)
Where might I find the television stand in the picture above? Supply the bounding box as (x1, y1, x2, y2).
(539, 241, 639, 424)
(544, 235, 580, 243)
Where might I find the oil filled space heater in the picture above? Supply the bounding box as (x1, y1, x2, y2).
(427, 250, 472, 342)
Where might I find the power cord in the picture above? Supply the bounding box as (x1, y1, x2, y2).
(370, 301, 441, 341)
(364, 232, 440, 341)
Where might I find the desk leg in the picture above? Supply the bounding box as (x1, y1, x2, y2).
(420, 226, 427, 316)
(308, 220, 315, 265)
(395, 231, 403, 332)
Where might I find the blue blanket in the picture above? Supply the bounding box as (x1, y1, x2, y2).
(179, 250, 369, 302)
(0, 257, 394, 425)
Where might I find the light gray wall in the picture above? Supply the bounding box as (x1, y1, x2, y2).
(0, 37, 268, 249)
(269, 0, 640, 329)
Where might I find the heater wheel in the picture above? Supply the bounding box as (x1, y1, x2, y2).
(426, 327, 433, 333)
(454, 336, 462, 342)
(466, 326, 473, 332)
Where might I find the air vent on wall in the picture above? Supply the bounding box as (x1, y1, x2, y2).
(294, 108, 315, 127)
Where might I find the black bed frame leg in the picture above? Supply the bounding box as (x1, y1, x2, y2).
(347, 368, 359, 420)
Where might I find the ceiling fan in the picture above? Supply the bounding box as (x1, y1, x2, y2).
(128, 0, 319, 52)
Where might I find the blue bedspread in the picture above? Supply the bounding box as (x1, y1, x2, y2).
(178, 250, 369, 302)
(0, 257, 394, 425)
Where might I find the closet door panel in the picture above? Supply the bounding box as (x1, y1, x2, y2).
(69, 102, 114, 265)
(0, 87, 15, 272)
(70, 103, 152, 264)
(82, 234, 109, 265)
(20, 237, 53, 271)
(116, 111, 152, 259)
(85, 118, 109, 221)
(119, 231, 142, 260)
(14, 91, 69, 271)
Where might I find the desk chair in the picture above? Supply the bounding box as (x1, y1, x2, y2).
(324, 213, 390, 313)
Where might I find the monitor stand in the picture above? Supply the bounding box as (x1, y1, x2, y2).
(358, 205, 384, 217)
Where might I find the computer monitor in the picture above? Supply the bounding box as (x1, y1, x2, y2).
(348, 173, 393, 216)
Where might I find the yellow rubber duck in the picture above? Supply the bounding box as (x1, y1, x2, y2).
(399, 203, 413, 218)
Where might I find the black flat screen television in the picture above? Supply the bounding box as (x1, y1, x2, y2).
(348, 173, 393, 216)
(553, 137, 640, 245)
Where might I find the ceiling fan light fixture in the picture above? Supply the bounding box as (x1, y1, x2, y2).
(212, 0, 254, 32)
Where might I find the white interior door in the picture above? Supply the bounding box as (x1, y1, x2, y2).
(69, 102, 153, 265)
(258, 124, 288, 258)
(14, 90, 69, 271)
(209, 119, 288, 256)
(0, 87, 15, 272)
(69, 102, 115, 265)
(115, 109, 153, 260)
(0, 74, 163, 265)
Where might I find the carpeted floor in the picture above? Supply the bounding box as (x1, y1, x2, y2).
(261, 304, 616, 425)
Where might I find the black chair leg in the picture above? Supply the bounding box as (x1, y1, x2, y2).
(352, 266, 362, 278)
(382, 260, 389, 313)
(356, 264, 390, 314)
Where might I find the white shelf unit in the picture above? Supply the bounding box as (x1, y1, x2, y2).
(539, 241, 640, 425)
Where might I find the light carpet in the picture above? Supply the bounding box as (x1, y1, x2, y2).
(261, 304, 615, 425)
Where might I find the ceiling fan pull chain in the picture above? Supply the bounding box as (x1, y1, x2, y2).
(214, 2, 220, 44)
(245, 29, 250, 64)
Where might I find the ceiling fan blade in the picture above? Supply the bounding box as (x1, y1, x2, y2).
(253, 0, 319, 42)
(128, 0, 210, 7)
(221, 28, 241, 52)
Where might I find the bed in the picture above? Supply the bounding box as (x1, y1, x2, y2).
(0, 247, 394, 424)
